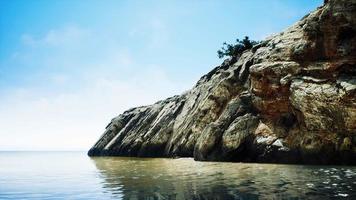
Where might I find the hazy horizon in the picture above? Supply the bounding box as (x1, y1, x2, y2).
(0, 0, 323, 151)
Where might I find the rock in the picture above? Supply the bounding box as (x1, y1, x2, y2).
(89, 0, 356, 165)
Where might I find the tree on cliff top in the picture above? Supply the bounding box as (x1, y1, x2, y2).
(217, 36, 258, 59)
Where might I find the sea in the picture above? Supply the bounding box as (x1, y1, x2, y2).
(0, 151, 355, 199)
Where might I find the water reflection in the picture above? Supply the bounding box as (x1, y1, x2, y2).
(91, 157, 356, 200)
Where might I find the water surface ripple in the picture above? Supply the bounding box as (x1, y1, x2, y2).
(0, 152, 355, 199)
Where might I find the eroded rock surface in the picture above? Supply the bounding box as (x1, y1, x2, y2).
(89, 0, 356, 164)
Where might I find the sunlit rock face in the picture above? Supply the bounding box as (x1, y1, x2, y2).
(89, 0, 356, 165)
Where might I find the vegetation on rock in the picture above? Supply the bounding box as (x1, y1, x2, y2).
(217, 36, 258, 58)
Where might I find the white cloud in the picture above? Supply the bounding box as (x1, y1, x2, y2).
(21, 25, 91, 47)
(43, 26, 90, 46)
(0, 24, 190, 151)
(129, 18, 170, 49)
(1, 12, 201, 149)
(148, 18, 169, 48)
(20, 34, 36, 46)
(50, 74, 70, 85)
(0, 66, 186, 151)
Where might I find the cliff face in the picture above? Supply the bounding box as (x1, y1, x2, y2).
(89, 0, 356, 164)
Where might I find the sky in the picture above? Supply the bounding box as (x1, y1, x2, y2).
(0, 0, 323, 151)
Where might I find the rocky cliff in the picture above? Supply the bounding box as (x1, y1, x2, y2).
(88, 0, 356, 165)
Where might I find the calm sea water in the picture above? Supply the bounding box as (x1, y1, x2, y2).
(0, 152, 355, 200)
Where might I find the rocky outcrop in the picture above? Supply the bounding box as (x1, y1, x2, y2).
(89, 0, 356, 165)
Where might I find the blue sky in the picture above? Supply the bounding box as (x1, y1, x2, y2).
(0, 0, 323, 151)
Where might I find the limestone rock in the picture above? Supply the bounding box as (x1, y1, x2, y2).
(89, 0, 356, 165)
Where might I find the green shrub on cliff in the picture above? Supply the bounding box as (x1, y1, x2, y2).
(217, 36, 258, 59)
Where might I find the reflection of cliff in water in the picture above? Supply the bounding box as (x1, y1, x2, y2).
(90, 157, 356, 200)
(90, 157, 241, 199)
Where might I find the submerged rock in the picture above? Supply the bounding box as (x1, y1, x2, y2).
(89, 0, 356, 165)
